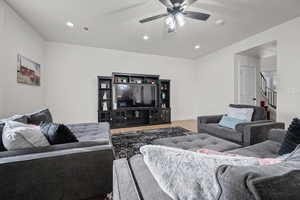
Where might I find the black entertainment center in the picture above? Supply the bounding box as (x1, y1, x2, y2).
(98, 72, 171, 129)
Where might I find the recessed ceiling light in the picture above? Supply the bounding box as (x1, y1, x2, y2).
(83, 27, 89, 31)
(215, 19, 225, 26)
(143, 35, 149, 40)
(66, 21, 74, 28)
(195, 45, 201, 49)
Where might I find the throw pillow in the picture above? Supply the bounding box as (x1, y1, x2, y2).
(140, 145, 261, 200)
(250, 170, 300, 200)
(40, 122, 78, 145)
(0, 122, 6, 151)
(0, 115, 28, 152)
(8, 115, 28, 124)
(216, 145, 300, 200)
(278, 118, 300, 155)
(27, 109, 53, 125)
(218, 116, 248, 129)
(2, 121, 50, 151)
(226, 107, 254, 122)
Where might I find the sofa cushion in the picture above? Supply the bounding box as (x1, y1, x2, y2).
(216, 146, 300, 200)
(129, 155, 172, 200)
(27, 109, 53, 125)
(279, 118, 300, 155)
(153, 134, 241, 152)
(269, 129, 287, 143)
(227, 140, 281, 158)
(2, 121, 50, 150)
(199, 123, 242, 143)
(113, 158, 143, 200)
(40, 122, 78, 145)
(229, 104, 266, 121)
(68, 123, 110, 144)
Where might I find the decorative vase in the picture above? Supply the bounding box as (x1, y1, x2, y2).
(103, 92, 107, 100)
(103, 102, 108, 111)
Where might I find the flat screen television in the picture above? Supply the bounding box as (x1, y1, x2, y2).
(114, 84, 157, 108)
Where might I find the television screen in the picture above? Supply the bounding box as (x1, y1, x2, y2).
(114, 84, 157, 108)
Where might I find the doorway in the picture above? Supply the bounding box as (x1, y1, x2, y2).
(239, 65, 256, 105)
(235, 41, 277, 120)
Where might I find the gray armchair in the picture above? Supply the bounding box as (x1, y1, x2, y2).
(198, 104, 285, 146)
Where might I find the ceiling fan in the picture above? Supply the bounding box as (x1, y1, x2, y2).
(139, 0, 210, 33)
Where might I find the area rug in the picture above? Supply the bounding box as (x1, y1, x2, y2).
(111, 127, 193, 159)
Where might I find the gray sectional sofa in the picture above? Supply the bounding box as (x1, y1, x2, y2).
(198, 104, 285, 146)
(113, 129, 288, 200)
(0, 110, 113, 200)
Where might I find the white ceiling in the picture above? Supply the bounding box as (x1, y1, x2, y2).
(5, 0, 300, 59)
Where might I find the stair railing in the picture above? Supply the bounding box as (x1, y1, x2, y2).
(260, 73, 277, 109)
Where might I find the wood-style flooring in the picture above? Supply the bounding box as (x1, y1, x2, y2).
(111, 120, 197, 134)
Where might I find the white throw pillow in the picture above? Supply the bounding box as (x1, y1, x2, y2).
(2, 121, 50, 150)
(226, 107, 254, 122)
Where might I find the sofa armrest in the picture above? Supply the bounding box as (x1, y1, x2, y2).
(113, 159, 141, 200)
(197, 115, 223, 132)
(235, 120, 272, 133)
(0, 145, 113, 200)
(268, 129, 287, 143)
(242, 122, 285, 146)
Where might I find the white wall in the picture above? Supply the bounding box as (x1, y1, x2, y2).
(2, 0, 300, 126)
(261, 56, 277, 72)
(0, 0, 4, 116)
(44, 42, 197, 124)
(196, 16, 300, 125)
(0, 1, 45, 118)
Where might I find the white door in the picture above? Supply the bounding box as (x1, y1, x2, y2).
(239, 65, 256, 105)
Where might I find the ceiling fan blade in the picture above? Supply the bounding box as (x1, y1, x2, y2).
(183, 11, 210, 21)
(158, 0, 174, 8)
(105, 2, 147, 16)
(182, 0, 198, 7)
(139, 14, 168, 23)
(169, 0, 198, 7)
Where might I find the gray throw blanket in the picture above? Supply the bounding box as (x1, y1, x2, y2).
(140, 145, 260, 200)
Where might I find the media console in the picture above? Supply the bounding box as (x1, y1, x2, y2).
(98, 72, 171, 129)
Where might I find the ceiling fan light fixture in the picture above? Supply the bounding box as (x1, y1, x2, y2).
(175, 12, 185, 27)
(166, 15, 176, 31)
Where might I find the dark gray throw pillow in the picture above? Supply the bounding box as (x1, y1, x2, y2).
(250, 170, 300, 200)
(279, 118, 300, 155)
(216, 146, 300, 200)
(27, 109, 53, 125)
(0, 122, 6, 151)
(40, 122, 78, 145)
